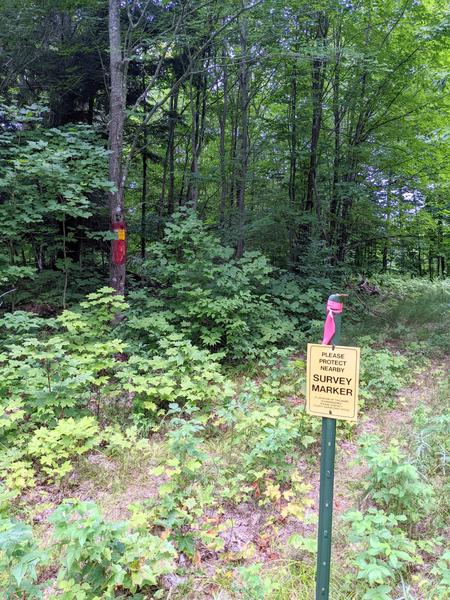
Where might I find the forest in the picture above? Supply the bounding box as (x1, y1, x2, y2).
(0, 0, 449, 598)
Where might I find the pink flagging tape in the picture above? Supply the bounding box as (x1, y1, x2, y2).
(321, 300, 343, 345)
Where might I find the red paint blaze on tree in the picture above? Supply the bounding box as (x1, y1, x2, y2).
(112, 221, 126, 265)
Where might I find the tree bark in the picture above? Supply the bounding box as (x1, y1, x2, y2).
(288, 75, 298, 208)
(305, 12, 328, 215)
(167, 86, 179, 215)
(187, 49, 209, 209)
(235, 5, 250, 259)
(219, 46, 229, 231)
(330, 22, 342, 246)
(141, 126, 148, 258)
(382, 178, 391, 272)
(187, 73, 200, 208)
(108, 0, 126, 294)
(229, 106, 238, 212)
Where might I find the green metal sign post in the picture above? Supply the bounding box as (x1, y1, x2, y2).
(315, 293, 344, 600)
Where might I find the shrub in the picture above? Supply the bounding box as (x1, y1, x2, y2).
(145, 405, 218, 556)
(0, 291, 127, 429)
(358, 435, 434, 524)
(359, 348, 408, 407)
(213, 367, 319, 504)
(343, 508, 420, 600)
(28, 416, 100, 481)
(49, 500, 176, 597)
(349, 276, 450, 350)
(120, 333, 231, 414)
(0, 453, 36, 493)
(372, 276, 450, 329)
(102, 425, 153, 457)
(0, 310, 50, 345)
(235, 563, 279, 599)
(413, 409, 450, 477)
(128, 210, 314, 361)
(431, 550, 450, 597)
(0, 518, 49, 598)
(0, 336, 94, 427)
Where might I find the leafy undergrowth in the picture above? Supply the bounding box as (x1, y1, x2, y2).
(0, 279, 449, 599)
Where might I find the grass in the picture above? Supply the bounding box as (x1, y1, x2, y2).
(170, 559, 366, 599)
(345, 278, 450, 353)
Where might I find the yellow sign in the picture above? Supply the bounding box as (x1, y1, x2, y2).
(306, 344, 360, 422)
(117, 229, 126, 240)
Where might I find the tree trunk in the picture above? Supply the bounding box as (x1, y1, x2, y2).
(229, 106, 238, 212)
(288, 75, 297, 208)
(382, 179, 391, 272)
(141, 72, 148, 259)
(437, 218, 445, 278)
(167, 86, 179, 215)
(219, 46, 229, 231)
(382, 244, 388, 272)
(108, 0, 126, 294)
(141, 139, 148, 259)
(305, 12, 328, 215)
(235, 5, 249, 259)
(187, 51, 209, 210)
(158, 145, 169, 232)
(336, 169, 356, 263)
(330, 22, 342, 245)
(187, 74, 199, 208)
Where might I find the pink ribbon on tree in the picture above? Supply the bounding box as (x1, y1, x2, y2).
(321, 300, 343, 345)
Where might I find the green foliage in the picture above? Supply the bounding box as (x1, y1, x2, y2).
(59, 287, 129, 342)
(129, 211, 320, 361)
(0, 484, 16, 518)
(359, 347, 409, 407)
(146, 405, 219, 556)
(0, 0, 448, 593)
(0, 518, 49, 598)
(0, 310, 49, 344)
(358, 435, 434, 524)
(288, 533, 317, 554)
(28, 416, 100, 481)
(49, 500, 176, 598)
(121, 333, 231, 415)
(1, 416, 101, 493)
(413, 407, 450, 477)
(371, 277, 450, 328)
(343, 509, 420, 599)
(0, 452, 36, 493)
(0, 335, 85, 426)
(230, 389, 313, 486)
(0, 123, 112, 222)
(102, 425, 152, 457)
(430, 550, 450, 597)
(0, 275, 446, 598)
(235, 563, 278, 599)
(350, 278, 450, 353)
(0, 106, 114, 306)
(212, 363, 317, 512)
(142, 362, 317, 558)
(0, 289, 129, 432)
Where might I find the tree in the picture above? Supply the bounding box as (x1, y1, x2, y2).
(108, 0, 126, 294)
